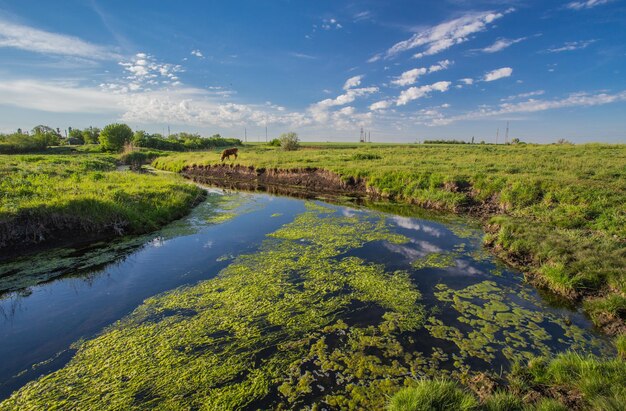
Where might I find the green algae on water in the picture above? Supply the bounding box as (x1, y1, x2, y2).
(0, 203, 425, 410)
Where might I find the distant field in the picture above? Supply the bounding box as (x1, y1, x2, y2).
(154, 143, 626, 332)
(0, 153, 204, 253)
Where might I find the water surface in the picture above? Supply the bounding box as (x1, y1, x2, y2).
(0, 189, 611, 407)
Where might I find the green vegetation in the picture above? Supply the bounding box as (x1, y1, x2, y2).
(389, 352, 625, 410)
(0, 152, 204, 255)
(0, 203, 426, 409)
(99, 123, 133, 152)
(279, 131, 300, 151)
(389, 379, 478, 411)
(152, 143, 626, 331)
(133, 130, 241, 151)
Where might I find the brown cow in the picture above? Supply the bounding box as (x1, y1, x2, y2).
(220, 147, 238, 161)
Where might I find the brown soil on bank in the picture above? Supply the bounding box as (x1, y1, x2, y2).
(182, 163, 625, 336)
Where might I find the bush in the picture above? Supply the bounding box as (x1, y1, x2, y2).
(279, 132, 300, 151)
(82, 127, 100, 144)
(0, 133, 47, 153)
(388, 379, 477, 411)
(99, 123, 133, 152)
(268, 138, 281, 147)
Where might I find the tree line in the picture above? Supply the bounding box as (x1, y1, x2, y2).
(0, 124, 241, 154)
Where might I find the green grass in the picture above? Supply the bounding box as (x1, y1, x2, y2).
(152, 143, 626, 330)
(388, 379, 478, 411)
(389, 352, 626, 410)
(0, 152, 205, 252)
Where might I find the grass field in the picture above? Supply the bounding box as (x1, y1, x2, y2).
(0, 152, 205, 254)
(153, 143, 626, 332)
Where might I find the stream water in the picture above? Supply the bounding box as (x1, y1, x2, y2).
(0, 188, 612, 407)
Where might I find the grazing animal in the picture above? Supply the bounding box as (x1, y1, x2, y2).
(221, 147, 238, 162)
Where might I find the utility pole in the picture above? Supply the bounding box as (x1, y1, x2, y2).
(168, 125, 171, 137)
(244, 127, 247, 143)
(505, 121, 510, 144)
(496, 128, 499, 145)
(265, 126, 268, 142)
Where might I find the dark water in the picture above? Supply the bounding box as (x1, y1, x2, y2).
(0, 189, 611, 401)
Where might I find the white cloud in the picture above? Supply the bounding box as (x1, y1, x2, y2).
(546, 40, 596, 53)
(501, 90, 545, 101)
(483, 67, 513, 82)
(391, 60, 452, 87)
(343, 75, 364, 90)
(0, 19, 118, 59)
(566, 0, 613, 10)
(429, 90, 626, 125)
(290, 52, 317, 60)
(0, 79, 122, 113)
(191, 49, 203, 58)
(370, 100, 393, 111)
(103, 53, 184, 93)
(459, 78, 474, 85)
(384, 11, 507, 59)
(392, 68, 428, 87)
(396, 81, 451, 106)
(481, 37, 526, 53)
(321, 18, 342, 30)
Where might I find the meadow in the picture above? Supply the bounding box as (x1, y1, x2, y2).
(153, 143, 626, 333)
(0, 151, 204, 256)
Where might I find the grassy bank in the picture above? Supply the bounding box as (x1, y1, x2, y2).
(0, 153, 205, 255)
(389, 352, 626, 410)
(153, 143, 626, 332)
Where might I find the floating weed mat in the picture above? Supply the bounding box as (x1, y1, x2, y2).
(427, 281, 612, 370)
(0, 202, 424, 410)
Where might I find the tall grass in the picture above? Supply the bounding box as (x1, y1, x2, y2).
(0, 153, 204, 250)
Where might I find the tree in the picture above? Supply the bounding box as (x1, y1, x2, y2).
(279, 132, 300, 151)
(132, 130, 149, 146)
(99, 123, 133, 152)
(32, 125, 61, 146)
(68, 128, 84, 144)
(82, 127, 100, 144)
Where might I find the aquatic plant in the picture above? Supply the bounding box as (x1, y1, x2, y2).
(0, 203, 425, 410)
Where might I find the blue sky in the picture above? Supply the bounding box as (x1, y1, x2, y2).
(0, 0, 624, 143)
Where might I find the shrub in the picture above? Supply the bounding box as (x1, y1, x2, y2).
(99, 123, 133, 152)
(268, 138, 281, 147)
(279, 132, 300, 151)
(388, 379, 477, 411)
(0, 133, 47, 153)
(352, 153, 382, 160)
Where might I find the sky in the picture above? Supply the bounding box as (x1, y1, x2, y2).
(0, 0, 625, 143)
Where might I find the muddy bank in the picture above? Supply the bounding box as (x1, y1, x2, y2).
(183, 164, 373, 199)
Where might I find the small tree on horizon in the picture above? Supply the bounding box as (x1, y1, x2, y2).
(279, 132, 299, 151)
(99, 123, 133, 152)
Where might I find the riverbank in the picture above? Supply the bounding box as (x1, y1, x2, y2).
(152, 143, 626, 335)
(0, 153, 205, 261)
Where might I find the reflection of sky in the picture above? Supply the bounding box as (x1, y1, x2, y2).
(390, 216, 444, 237)
(383, 238, 443, 262)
